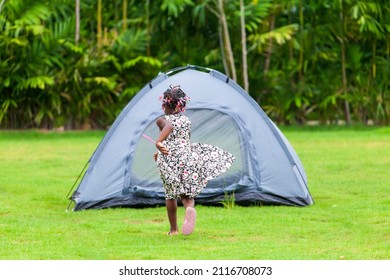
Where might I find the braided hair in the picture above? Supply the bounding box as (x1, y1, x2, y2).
(160, 85, 190, 113)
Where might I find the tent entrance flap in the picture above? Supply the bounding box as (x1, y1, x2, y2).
(128, 108, 248, 197)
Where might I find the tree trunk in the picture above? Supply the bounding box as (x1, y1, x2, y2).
(145, 0, 151, 56)
(288, 7, 296, 91)
(122, 0, 127, 31)
(385, 35, 390, 124)
(339, 0, 351, 124)
(240, 0, 249, 92)
(372, 39, 376, 78)
(97, 0, 102, 50)
(218, 0, 236, 81)
(340, 38, 351, 124)
(219, 24, 230, 77)
(0, 0, 5, 13)
(114, 0, 119, 22)
(75, 0, 80, 44)
(264, 14, 275, 76)
(298, 0, 304, 81)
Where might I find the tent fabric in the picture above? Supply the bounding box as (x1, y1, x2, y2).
(70, 65, 313, 211)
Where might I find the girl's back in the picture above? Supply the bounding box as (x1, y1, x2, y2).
(163, 114, 192, 155)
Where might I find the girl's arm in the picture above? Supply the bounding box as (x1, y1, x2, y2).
(155, 117, 173, 155)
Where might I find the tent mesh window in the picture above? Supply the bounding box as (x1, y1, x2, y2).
(129, 109, 244, 195)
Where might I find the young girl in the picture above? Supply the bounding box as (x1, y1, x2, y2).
(154, 85, 235, 236)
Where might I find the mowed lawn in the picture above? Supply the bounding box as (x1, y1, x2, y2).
(0, 127, 389, 260)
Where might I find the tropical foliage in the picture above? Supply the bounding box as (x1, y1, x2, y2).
(1, 0, 389, 129)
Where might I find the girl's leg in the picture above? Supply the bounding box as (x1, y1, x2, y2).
(181, 195, 195, 209)
(166, 199, 178, 235)
(180, 195, 196, 235)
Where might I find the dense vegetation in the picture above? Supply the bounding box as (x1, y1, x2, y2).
(1, 0, 389, 129)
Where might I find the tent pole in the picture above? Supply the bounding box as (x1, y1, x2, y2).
(65, 199, 74, 213)
(65, 160, 90, 199)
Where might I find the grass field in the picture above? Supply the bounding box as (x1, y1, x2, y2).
(0, 127, 389, 260)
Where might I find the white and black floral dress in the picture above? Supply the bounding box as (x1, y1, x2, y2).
(156, 113, 235, 199)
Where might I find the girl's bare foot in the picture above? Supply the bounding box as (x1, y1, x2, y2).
(181, 207, 196, 235)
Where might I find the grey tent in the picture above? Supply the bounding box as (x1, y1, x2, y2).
(69, 65, 313, 211)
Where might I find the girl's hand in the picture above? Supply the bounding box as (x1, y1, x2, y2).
(153, 152, 158, 162)
(156, 141, 169, 155)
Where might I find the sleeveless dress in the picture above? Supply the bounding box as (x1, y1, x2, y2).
(156, 113, 235, 199)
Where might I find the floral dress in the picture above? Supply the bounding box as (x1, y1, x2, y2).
(156, 113, 235, 199)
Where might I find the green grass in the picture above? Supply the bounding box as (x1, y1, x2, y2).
(0, 127, 389, 260)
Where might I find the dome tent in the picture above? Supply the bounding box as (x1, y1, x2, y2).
(69, 65, 313, 211)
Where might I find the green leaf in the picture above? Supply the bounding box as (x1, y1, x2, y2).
(161, 0, 194, 17)
(123, 56, 162, 69)
(25, 76, 55, 90)
(10, 37, 28, 46)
